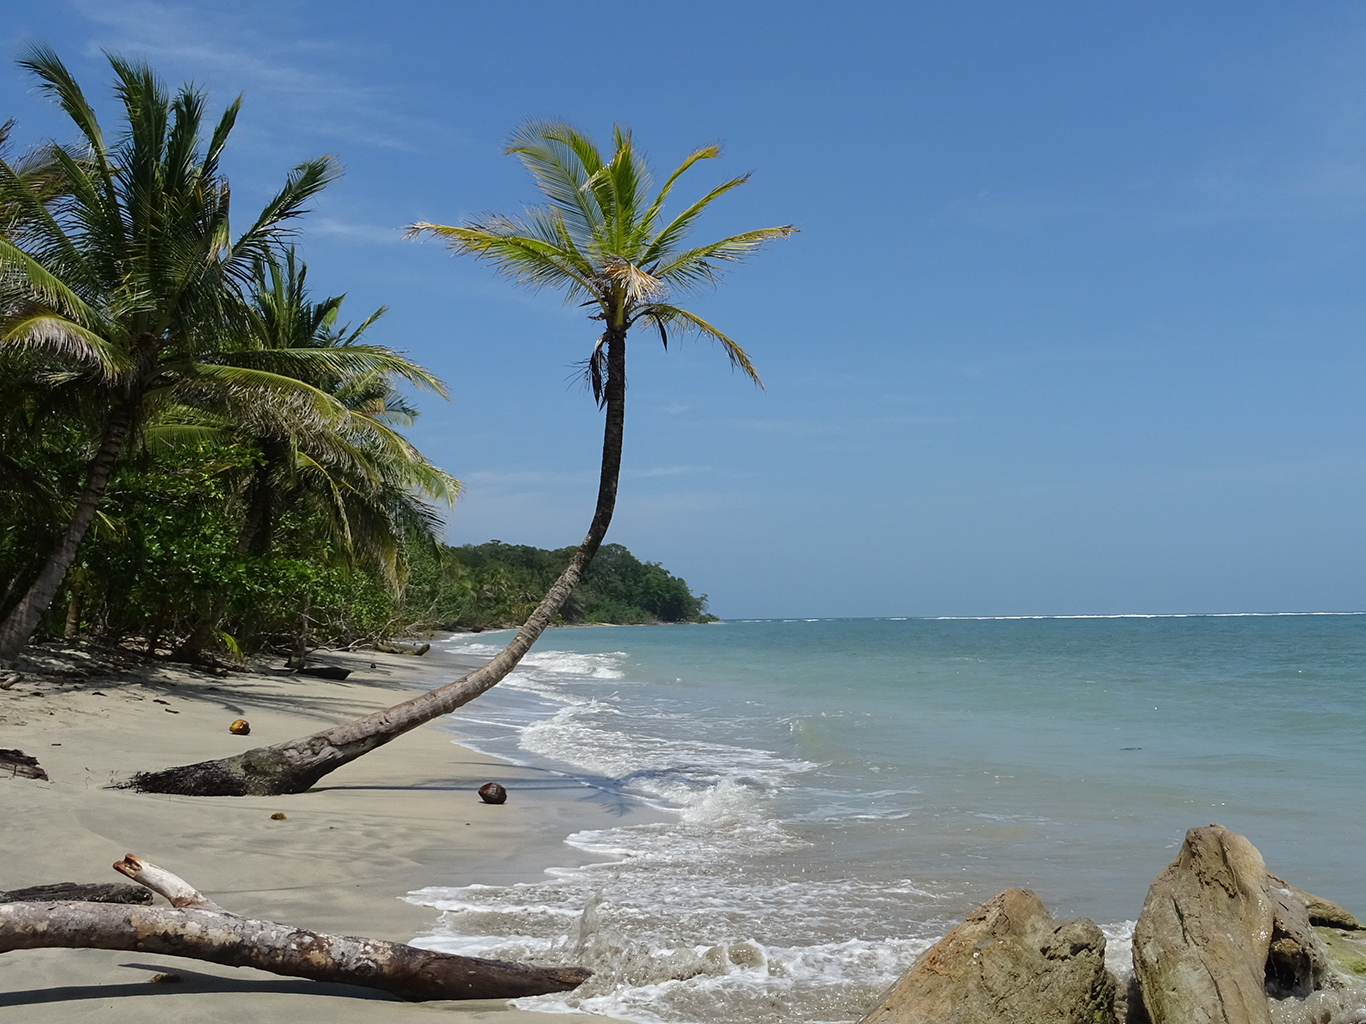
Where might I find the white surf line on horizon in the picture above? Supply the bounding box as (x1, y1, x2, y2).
(709, 611, 1366, 622)
(923, 610, 1366, 620)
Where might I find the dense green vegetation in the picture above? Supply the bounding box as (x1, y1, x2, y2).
(0, 49, 452, 663)
(404, 541, 716, 629)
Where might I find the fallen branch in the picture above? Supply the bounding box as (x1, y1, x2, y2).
(0, 854, 589, 1002)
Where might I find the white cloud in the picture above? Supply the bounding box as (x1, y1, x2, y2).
(64, 0, 446, 154)
(638, 465, 709, 478)
(306, 217, 406, 245)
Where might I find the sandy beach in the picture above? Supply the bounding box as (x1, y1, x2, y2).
(0, 642, 640, 1023)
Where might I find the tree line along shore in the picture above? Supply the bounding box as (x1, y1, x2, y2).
(409, 541, 716, 632)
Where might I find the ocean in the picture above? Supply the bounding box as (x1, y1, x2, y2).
(406, 614, 1366, 1024)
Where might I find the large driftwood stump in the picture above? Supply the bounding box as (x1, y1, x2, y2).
(0, 854, 589, 1002)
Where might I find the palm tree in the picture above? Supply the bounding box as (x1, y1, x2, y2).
(0, 46, 345, 669)
(129, 121, 794, 796)
(0, 117, 88, 633)
(228, 252, 457, 578)
(170, 251, 459, 661)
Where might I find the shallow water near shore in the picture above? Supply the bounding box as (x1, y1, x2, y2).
(407, 614, 1366, 1024)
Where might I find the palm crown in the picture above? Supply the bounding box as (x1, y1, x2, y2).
(407, 122, 796, 402)
(0, 46, 334, 387)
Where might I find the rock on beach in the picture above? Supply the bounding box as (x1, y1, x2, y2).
(1133, 824, 1366, 1024)
(863, 825, 1366, 1024)
(858, 886, 1116, 1024)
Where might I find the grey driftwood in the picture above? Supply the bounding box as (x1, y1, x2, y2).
(0, 854, 589, 1002)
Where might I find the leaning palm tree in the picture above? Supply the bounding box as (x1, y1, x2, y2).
(129, 121, 794, 796)
(0, 47, 353, 669)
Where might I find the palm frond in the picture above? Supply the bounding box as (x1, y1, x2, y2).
(406, 221, 599, 301)
(140, 421, 227, 453)
(215, 344, 447, 397)
(506, 121, 605, 243)
(639, 174, 753, 266)
(638, 304, 763, 387)
(0, 157, 93, 286)
(0, 311, 131, 379)
(652, 224, 798, 290)
(637, 144, 721, 237)
(228, 156, 340, 274)
(0, 236, 112, 333)
(17, 45, 116, 197)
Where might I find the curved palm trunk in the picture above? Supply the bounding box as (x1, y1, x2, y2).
(127, 331, 628, 796)
(0, 405, 133, 673)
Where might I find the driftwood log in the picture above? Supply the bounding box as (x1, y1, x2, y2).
(0, 854, 589, 1002)
(0, 748, 48, 780)
(1, 881, 150, 905)
(372, 642, 429, 657)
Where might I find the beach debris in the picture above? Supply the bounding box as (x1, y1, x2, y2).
(373, 641, 430, 657)
(0, 748, 48, 781)
(293, 664, 351, 681)
(0, 854, 592, 1001)
(0, 671, 21, 690)
(478, 782, 507, 804)
(858, 887, 1117, 1024)
(0, 882, 150, 905)
(229, 719, 250, 735)
(1133, 824, 1366, 1024)
(148, 972, 182, 983)
(270, 812, 287, 820)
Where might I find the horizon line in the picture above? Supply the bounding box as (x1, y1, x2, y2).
(723, 610, 1366, 622)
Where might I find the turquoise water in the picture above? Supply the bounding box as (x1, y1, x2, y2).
(410, 614, 1366, 1024)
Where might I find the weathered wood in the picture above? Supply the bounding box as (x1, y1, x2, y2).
(112, 854, 226, 912)
(0, 748, 48, 781)
(0, 855, 589, 1002)
(0, 882, 151, 905)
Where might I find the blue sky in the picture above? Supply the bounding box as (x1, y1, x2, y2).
(4, 2, 1366, 617)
